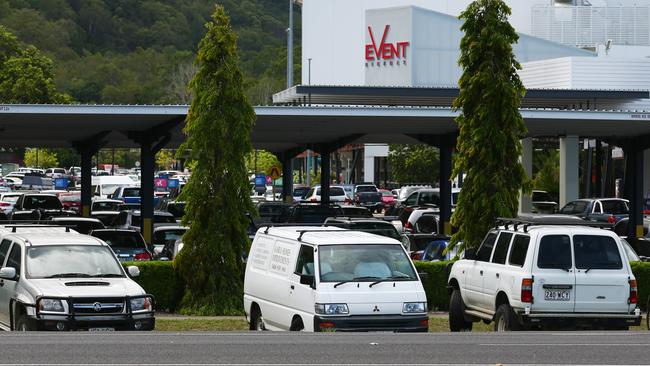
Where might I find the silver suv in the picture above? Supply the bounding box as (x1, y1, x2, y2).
(0, 226, 154, 331)
(448, 217, 641, 331)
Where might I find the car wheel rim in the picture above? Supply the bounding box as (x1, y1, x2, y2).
(255, 316, 264, 331)
(497, 316, 506, 331)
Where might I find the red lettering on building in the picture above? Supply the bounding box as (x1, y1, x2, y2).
(365, 25, 410, 61)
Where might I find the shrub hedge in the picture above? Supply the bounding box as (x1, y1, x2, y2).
(124, 260, 650, 314)
(122, 261, 184, 312)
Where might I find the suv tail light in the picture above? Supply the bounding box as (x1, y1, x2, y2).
(134, 252, 151, 261)
(629, 279, 638, 304)
(404, 221, 413, 233)
(607, 216, 616, 224)
(0, 202, 10, 207)
(521, 278, 534, 303)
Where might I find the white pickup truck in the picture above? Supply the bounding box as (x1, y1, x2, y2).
(447, 217, 641, 331)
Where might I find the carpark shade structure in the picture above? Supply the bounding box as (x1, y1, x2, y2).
(1, 85, 650, 240)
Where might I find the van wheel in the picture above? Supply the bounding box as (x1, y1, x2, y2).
(494, 304, 520, 332)
(449, 289, 472, 332)
(249, 306, 265, 331)
(290, 317, 304, 331)
(15, 314, 34, 331)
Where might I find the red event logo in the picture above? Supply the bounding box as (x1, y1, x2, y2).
(365, 25, 410, 61)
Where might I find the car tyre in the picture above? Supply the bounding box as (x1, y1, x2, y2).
(15, 314, 34, 331)
(494, 304, 521, 332)
(290, 316, 304, 331)
(249, 306, 265, 331)
(449, 289, 472, 332)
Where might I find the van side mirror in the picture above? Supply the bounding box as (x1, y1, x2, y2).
(299, 274, 315, 289)
(0, 267, 16, 280)
(464, 248, 477, 260)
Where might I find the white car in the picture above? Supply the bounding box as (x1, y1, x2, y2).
(44, 168, 66, 179)
(0, 226, 155, 331)
(302, 185, 350, 204)
(244, 226, 428, 332)
(447, 217, 641, 331)
(0, 193, 22, 216)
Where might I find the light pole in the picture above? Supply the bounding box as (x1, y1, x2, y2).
(287, 0, 294, 89)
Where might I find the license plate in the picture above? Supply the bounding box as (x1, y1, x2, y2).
(544, 290, 570, 301)
(89, 327, 114, 332)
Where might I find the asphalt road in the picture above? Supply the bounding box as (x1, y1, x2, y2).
(1, 331, 649, 365)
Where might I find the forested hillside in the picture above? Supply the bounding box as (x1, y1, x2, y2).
(0, 0, 301, 105)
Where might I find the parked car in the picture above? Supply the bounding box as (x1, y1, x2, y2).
(44, 168, 66, 179)
(323, 217, 410, 248)
(302, 186, 349, 204)
(156, 200, 186, 220)
(379, 189, 396, 211)
(340, 206, 373, 218)
(531, 190, 558, 214)
(152, 226, 188, 260)
(110, 186, 142, 204)
(90, 229, 152, 262)
(559, 198, 629, 223)
(409, 236, 451, 261)
(109, 210, 176, 230)
(49, 217, 105, 235)
(91, 211, 121, 227)
(91, 199, 123, 212)
(397, 188, 460, 224)
(354, 184, 383, 213)
(404, 208, 439, 234)
(447, 216, 641, 331)
(244, 226, 428, 332)
(59, 193, 81, 213)
(0, 192, 22, 216)
(0, 225, 154, 331)
(292, 185, 310, 203)
(9, 194, 75, 220)
(276, 204, 344, 224)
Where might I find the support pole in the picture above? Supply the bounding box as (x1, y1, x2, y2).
(320, 149, 331, 205)
(519, 137, 533, 214)
(594, 140, 603, 197)
(282, 154, 293, 203)
(560, 136, 580, 207)
(439, 139, 453, 235)
(140, 136, 155, 245)
(80, 147, 93, 217)
(624, 143, 644, 239)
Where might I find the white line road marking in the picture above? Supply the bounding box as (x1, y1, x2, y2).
(481, 343, 649, 346)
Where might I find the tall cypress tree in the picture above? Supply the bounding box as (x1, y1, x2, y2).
(176, 5, 255, 315)
(451, 0, 530, 251)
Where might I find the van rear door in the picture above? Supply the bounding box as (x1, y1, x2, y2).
(533, 234, 576, 312)
(573, 235, 630, 313)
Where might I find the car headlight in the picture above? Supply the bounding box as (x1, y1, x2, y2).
(38, 298, 66, 313)
(130, 297, 153, 313)
(315, 303, 349, 315)
(403, 302, 427, 313)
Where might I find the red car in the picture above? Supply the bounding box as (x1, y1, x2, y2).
(379, 189, 396, 211)
(59, 192, 81, 213)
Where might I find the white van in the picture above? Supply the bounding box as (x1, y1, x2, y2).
(244, 226, 428, 332)
(91, 176, 137, 199)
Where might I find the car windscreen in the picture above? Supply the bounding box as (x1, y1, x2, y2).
(318, 244, 416, 282)
(573, 235, 623, 270)
(122, 188, 140, 197)
(1, 195, 19, 203)
(26, 245, 124, 278)
(601, 200, 629, 215)
(356, 186, 377, 193)
(532, 191, 553, 202)
(91, 231, 146, 249)
(293, 187, 309, 197)
(23, 196, 62, 210)
(153, 229, 186, 245)
(93, 201, 120, 211)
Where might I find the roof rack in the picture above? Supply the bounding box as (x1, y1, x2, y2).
(296, 229, 350, 242)
(1, 224, 72, 233)
(260, 223, 322, 234)
(495, 216, 611, 233)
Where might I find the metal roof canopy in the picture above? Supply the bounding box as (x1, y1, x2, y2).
(273, 85, 650, 109)
(2, 103, 650, 153)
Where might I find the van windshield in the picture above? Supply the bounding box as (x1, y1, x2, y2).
(318, 244, 417, 282)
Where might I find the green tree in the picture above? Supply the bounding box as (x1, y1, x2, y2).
(532, 149, 559, 198)
(450, 0, 530, 251)
(24, 148, 58, 168)
(155, 149, 175, 170)
(388, 144, 440, 185)
(175, 6, 256, 315)
(0, 25, 71, 104)
(246, 150, 280, 174)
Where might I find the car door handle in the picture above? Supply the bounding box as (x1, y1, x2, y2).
(290, 285, 295, 290)
(496, 273, 499, 278)
(0, 280, 4, 287)
(479, 270, 483, 276)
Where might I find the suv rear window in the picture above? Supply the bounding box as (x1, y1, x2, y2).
(573, 235, 622, 270)
(91, 231, 146, 249)
(476, 232, 497, 262)
(491, 232, 512, 264)
(600, 200, 628, 215)
(122, 188, 140, 197)
(537, 235, 572, 270)
(23, 196, 62, 210)
(508, 235, 530, 267)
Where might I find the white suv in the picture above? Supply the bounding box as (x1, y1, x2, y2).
(0, 226, 155, 331)
(448, 217, 641, 331)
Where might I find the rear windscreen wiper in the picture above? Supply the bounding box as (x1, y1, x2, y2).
(369, 275, 413, 288)
(334, 276, 380, 288)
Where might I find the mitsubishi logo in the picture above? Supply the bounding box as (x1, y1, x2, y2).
(93, 302, 102, 312)
(372, 305, 380, 312)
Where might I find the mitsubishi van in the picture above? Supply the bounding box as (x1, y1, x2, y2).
(244, 226, 428, 332)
